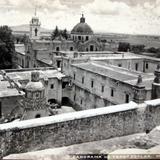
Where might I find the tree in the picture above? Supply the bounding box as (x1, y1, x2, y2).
(51, 26, 69, 40)
(131, 44, 145, 54)
(0, 26, 15, 69)
(51, 26, 60, 40)
(21, 34, 28, 44)
(118, 42, 130, 52)
(147, 47, 158, 53)
(61, 28, 68, 40)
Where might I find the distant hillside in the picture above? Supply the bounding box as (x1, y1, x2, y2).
(11, 24, 52, 33)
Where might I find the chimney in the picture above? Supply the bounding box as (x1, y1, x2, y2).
(133, 75, 146, 104)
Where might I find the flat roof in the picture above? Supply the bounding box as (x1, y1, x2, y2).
(5, 69, 65, 81)
(0, 69, 65, 98)
(0, 81, 24, 98)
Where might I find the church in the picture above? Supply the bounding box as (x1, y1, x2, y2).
(29, 13, 106, 52)
(13, 13, 118, 69)
(4, 12, 160, 123)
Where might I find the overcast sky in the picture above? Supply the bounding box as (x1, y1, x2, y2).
(0, 0, 160, 35)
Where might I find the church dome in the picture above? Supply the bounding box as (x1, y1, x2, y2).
(25, 81, 44, 91)
(25, 71, 44, 91)
(71, 14, 93, 35)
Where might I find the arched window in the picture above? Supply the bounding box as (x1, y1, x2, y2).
(78, 36, 81, 40)
(56, 47, 60, 51)
(86, 36, 89, 41)
(90, 45, 94, 51)
(35, 28, 38, 36)
(70, 47, 73, 51)
(35, 114, 41, 118)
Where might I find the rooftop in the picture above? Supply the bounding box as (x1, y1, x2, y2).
(4, 69, 65, 81)
(15, 44, 25, 55)
(72, 61, 154, 89)
(0, 81, 24, 98)
(0, 69, 65, 98)
(71, 14, 93, 35)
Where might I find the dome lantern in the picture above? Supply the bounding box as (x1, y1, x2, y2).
(80, 14, 85, 23)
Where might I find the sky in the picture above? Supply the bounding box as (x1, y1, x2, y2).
(0, 0, 160, 35)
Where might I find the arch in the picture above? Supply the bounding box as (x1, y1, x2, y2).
(57, 60, 61, 68)
(48, 99, 57, 104)
(146, 129, 150, 134)
(70, 46, 73, 51)
(35, 114, 41, 118)
(86, 36, 89, 41)
(90, 45, 94, 51)
(62, 97, 72, 106)
(56, 46, 60, 51)
(78, 36, 81, 40)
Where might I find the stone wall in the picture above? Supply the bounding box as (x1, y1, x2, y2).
(1, 99, 160, 157)
(70, 65, 143, 109)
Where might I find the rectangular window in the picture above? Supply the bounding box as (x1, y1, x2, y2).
(80, 99, 83, 105)
(86, 36, 89, 41)
(125, 94, 130, 103)
(101, 85, 104, 93)
(82, 76, 84, 84)
(0, 102, 1, 118)
(50, 84, 54, 89)
(91, 80, 94, 88)
(74, 94, 76, 101)
(111, 88, 114, 97)
(73, 73, 76, 80)
(135, 63, 138, 71)
(146, 63, 148, 69)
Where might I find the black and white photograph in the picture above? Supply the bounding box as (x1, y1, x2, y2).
(1, 0, 160, 159)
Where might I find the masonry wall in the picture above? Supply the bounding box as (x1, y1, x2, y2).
(1, 100, 160, 157)
(0, 96, 22, 118)
(104, 58, 144, 72)
(70, 66, 137, 109)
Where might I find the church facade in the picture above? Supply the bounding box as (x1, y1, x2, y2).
(19, 14, 115, 69)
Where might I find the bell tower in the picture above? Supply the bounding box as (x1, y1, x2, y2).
(29, 8, 41, 40)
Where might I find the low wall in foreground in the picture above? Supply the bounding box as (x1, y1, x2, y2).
(1, 99, 160, 157)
